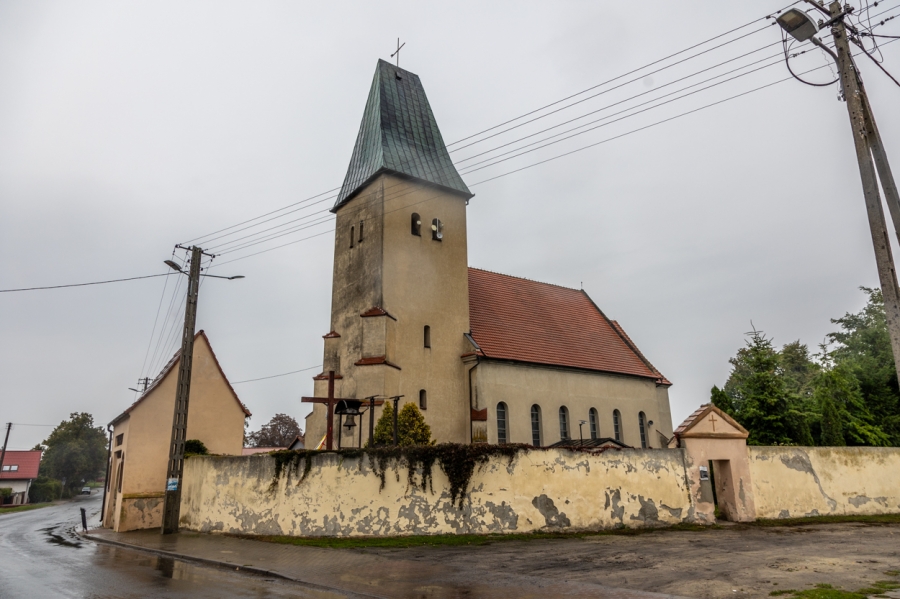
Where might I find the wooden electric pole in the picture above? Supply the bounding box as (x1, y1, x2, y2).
(161, 246, 203, 534)
(829, 1, 900, 380)
(0, 423, 12, 476)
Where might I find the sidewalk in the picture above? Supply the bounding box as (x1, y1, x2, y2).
(84, 528, 692, 599)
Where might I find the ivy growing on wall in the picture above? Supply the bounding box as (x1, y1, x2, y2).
(266, 443, 533, 508)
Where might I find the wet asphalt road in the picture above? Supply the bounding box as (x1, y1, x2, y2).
(0, 494, 321, 598)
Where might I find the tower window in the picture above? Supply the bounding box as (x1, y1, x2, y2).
(350, 226, 355, 248)
(431, 218, 443, 241)
(411, 213, 421, 236)
(424, 325, 431, 348)
(558, 406, 570, 440)
(419, 389, 427, 410)
(589, 408, 599, 440)
(613, 410, 622, 442)
(497, 402, 508, 444)
(530, 404, 542, 447)
(358, 221, 364, 242)
(639, 411, 648, 449)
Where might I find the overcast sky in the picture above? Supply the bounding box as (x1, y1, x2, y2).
(2, 1, 899, 450)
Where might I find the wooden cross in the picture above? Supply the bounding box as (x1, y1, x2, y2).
(390, 38, 405, 67)
(708, 413, 718, 432)
(301, 371, 357, 450)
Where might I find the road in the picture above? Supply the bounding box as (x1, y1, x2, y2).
(0, 494, 330, 598)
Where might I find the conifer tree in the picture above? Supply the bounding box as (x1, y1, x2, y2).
(370, 401, 434, 446)
(372, 401, 395, 446)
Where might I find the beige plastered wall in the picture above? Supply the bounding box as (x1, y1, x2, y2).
(179, 448, 693, 537)
(749, 446, 900, 518)
(104, 334, 247, 532)
(307, 174, 472, 446)
(475, 361, 674, 448)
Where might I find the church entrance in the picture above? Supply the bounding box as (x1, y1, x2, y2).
(708, 459, 738, 521)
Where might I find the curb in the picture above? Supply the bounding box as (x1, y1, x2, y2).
(81, 531, 381, 599)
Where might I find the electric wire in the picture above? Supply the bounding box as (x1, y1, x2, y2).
(231, 365, 323, 385)
(136, 267, 173, 392)
(183, 4, 804, 249)
(0, 272, 175, 293)
(445, 1, 802, 148)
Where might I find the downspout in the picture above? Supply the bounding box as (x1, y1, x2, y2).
(100, 425, 113, 523)
(468, 356, 479, 444)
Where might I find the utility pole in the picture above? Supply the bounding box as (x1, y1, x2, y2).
(161, 246, 202, 534)
(0, 423, 11, 476)
(829, 0, 900, 379)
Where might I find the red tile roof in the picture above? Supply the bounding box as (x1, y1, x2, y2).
(0, 450, 42, 480)
(467, 268, 668, 383)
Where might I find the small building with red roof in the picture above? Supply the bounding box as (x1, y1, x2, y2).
(102, 330, 250, 532)
(0, 450, 43, 505)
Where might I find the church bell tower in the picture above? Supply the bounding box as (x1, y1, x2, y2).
(305, 59, 474, 446)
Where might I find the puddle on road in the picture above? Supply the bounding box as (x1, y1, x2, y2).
(156, 556, 176, 578)
(41, 525, 83, 548)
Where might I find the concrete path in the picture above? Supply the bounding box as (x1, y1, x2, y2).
(85, 528, 692, 599)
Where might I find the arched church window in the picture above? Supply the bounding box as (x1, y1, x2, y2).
(497, 402, 508, 444)
(411, 213, 421, 236)
(358, 221, 364, 242)
(531, 405, 542, 447)
(432, 218, 443, 241)
(350, 226, 355, 248)
(589, 408, 599, 440)
(558, 406, 570, 440)
(613, 410, 622, 442)
(419, 389, 427, 410)
(639, 411, 648, 449)
(424, 325, 431, 348)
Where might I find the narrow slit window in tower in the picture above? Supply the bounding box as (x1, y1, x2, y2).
(419, 389, 427, 410)
(350, 226, 354, 248)
(411, 213, 421, 236)
(432, 218, 443, 241)
(358, 221, 364, 242)
(424, 325, 431, 348)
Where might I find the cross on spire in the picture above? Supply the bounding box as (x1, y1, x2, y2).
(390, 38, 405, 67)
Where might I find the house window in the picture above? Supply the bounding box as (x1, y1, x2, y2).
(530, 405, 542, 447)
(497, 402, 508, 444)
(639, 411, 648, 449)
(589, 408, 599, 440)
(424, 325, 431, 348)
(559, 406, 570, 440)
(350, 226, 355, 248)
(115, 434, 123, 446)
(431, 218, 443, 241)
(358, 221, 364, 242)
(411, 213, 421, 236)
(1, 465, 18, 472)
(419, 389, 427, 410)
(613, 410, 622, 442)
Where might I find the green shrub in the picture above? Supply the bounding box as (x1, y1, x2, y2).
(184, 439, 209, 455)
(0, 487, 12, 499)
(28, 477, 62, 503)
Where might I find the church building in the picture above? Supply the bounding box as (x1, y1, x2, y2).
(305, 60, 673, 449)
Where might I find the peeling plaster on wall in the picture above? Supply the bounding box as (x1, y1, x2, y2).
(179, 448, 692, 537)
(750, 447, 900, 519)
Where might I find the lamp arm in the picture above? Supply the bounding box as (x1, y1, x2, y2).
(810, 36, 840, 65)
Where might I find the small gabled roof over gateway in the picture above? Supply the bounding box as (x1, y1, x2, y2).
(334, 59, 472, 211)
(672, 403, 748, 441)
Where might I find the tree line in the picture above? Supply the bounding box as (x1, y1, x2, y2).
(711, 287, 900, 447)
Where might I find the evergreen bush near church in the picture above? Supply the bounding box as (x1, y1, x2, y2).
(371, 402, 434, 446)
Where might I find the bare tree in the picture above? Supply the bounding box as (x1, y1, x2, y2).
(246, 414, 301, 447)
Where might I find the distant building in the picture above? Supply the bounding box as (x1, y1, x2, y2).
(305, 60, 674, 449)
(103, 331, 250, 532)
(0, 450, 42, 505)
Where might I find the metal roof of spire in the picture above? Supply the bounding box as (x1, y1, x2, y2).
(333, 59, 472, 211)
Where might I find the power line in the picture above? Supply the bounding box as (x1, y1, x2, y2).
(0, 272, 174, 293)
(231, 365, 323, 385)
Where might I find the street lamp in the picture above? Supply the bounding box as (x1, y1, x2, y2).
(774, 1, 900, 386)
(578, 420, 587, 446)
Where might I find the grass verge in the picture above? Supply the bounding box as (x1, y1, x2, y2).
(769, 581, 900, 599)
(0, 503, 54, 515)
(231, 513, 900, 550)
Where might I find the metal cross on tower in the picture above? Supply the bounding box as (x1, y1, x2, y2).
(391, 38, 405, 67)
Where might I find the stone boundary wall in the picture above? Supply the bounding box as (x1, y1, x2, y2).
(749, 446, 900, 519)
(179, 448, 693, 537)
